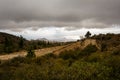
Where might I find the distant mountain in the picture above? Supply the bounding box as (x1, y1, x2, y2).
(37, 37, 74, 42)
(38, 38, 49, 42)
(52, 38, 76, 42)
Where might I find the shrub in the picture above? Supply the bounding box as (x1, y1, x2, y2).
(67, 61, 112, 80)
(0, 56, 25, 67)
(26, 49, 36, 58)
(42, 53, 57, 59)
(85, 53, 103, 62)
(112, 48, 120, 55)
(101, 43, 107, 52)
(34, 57, 46, 65)
(59, 50, 73, 60)
(84, 44, 98, 53)
(0, 68, 13, 80)
(59, 49, 81, 60)
(81, 44, 98, 56)
(103, 56, 120, 80)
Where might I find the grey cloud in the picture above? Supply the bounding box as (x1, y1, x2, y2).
(0, 0, 120, 31)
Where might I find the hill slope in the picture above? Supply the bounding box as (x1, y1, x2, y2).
(0, 32, 28, 53)
(0, 32, 64, 54)
(0, 33, 120, 60)
(0, 38, 99, 60)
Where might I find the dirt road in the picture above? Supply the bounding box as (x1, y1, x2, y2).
(0, 46, 64, 60)
(0, 39, 99, 60)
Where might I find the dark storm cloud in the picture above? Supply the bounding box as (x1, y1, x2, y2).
(0, 0, 120, 30)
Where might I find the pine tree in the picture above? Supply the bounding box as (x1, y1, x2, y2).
(19, 35, 24, 49)
(26, 46, 36, 58)
(4, 37, 13, 53)
(85, 31, 91, 38)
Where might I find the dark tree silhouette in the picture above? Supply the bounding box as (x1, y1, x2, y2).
(26, 46, 36, 58)
(85, 31, 91, 38)
(19, 35, 24, 49)
(4, 37, 13, 53)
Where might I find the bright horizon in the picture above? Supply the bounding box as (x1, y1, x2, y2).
(0, 27, 120, 41)
(0, 0, 120, 41)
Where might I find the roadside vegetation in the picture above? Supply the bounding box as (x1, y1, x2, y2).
(0, 32, 120, 80)
(0, 42, 120, 80)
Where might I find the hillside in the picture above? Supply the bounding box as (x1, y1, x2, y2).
(0, 32, 64, 54)
(0, 32, 24, 43)
(0, 32, 28, 53)
(54, 33, 120, 55)
(0, 33, 120, 80)
(0, 33, 120, 60)
(91, 33, 120, 51)
(0, 38, 99, 60)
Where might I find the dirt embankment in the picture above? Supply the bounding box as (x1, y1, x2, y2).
(80, 39, 100, 49)
(53, 39, 99, 54)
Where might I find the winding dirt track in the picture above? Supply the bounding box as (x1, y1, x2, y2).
(0, 46, 65, 60)
(0, 39, 98, 60)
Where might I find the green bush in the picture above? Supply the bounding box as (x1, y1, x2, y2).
(85, 53, 104, 62)
(83, 44, 98, 53)
(59, 49, 81, 60)
(26, 49, 36, 58)
(101, 43, 107, 52)
(67, 61, 112, 80)
(81, 44, 98, 56)
(59, 45, 98, 60)
(103, 56, 120, 80)
(112, 48, 120, 55)
(59, 50, 75, 60)
(0, 56, 25, 67)
(42, 53, 57, 59)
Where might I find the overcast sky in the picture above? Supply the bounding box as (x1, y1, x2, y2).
(0, 0, 120, 41)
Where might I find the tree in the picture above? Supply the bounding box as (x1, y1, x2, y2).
(101, 43, 107, 52)
(4, 37, 13, 53)
(85, 31, 91, 38)
(19, 35, 24, 49)
(26, 46, 36, 58)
